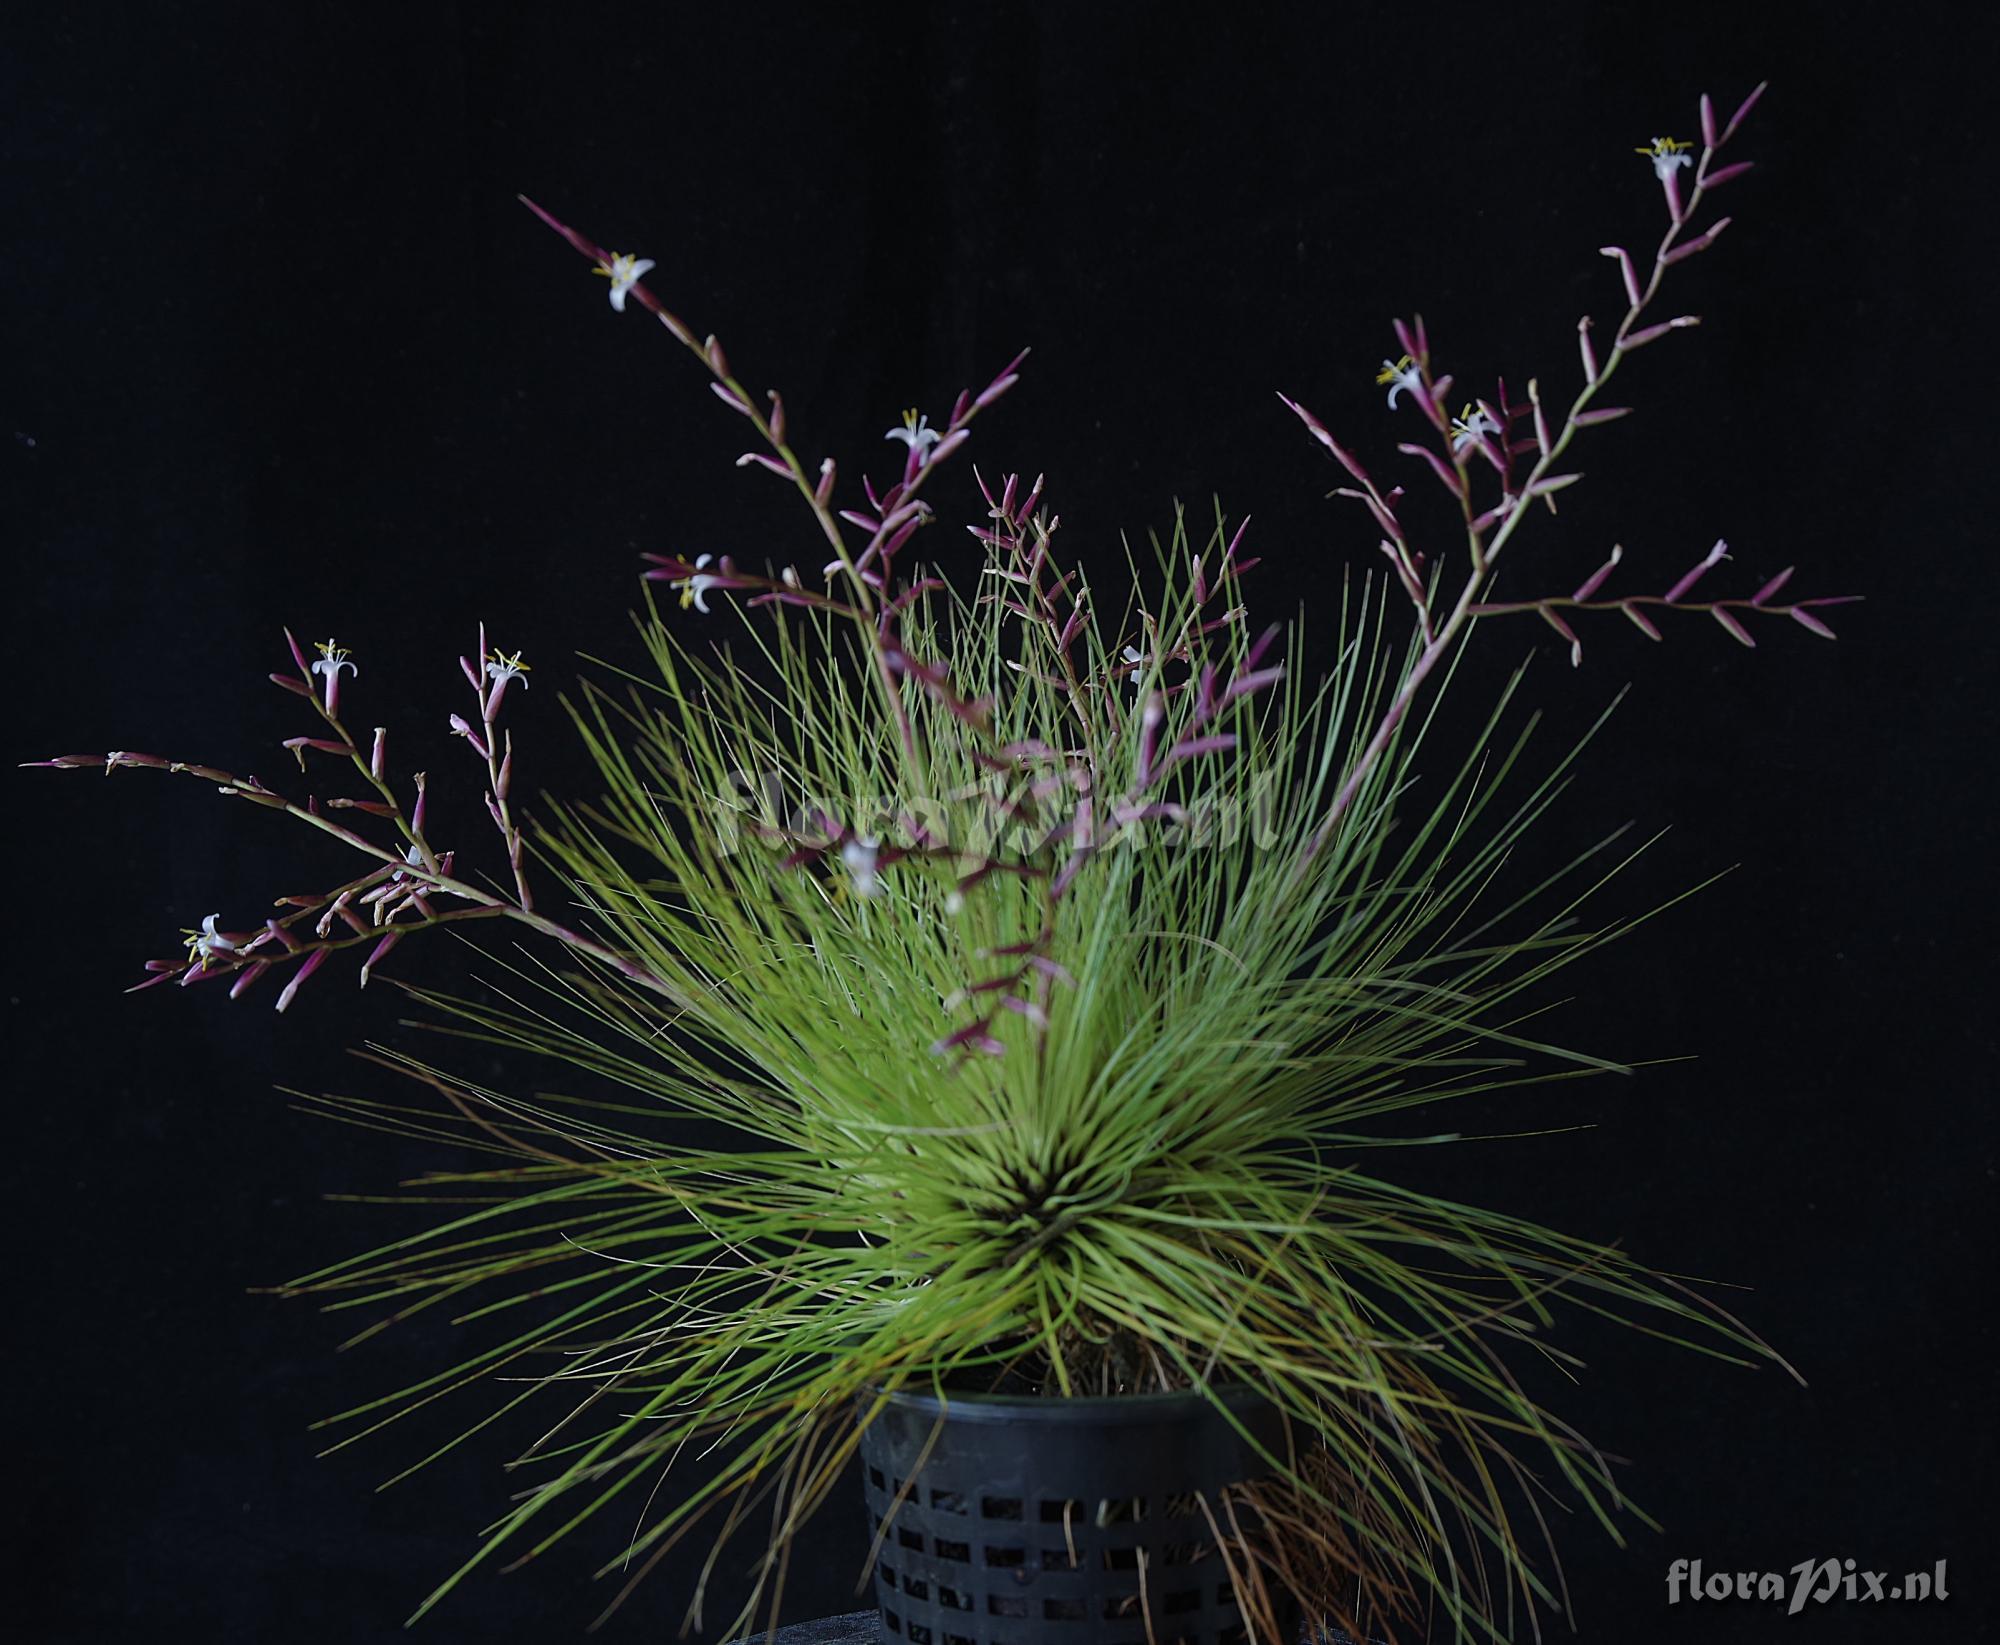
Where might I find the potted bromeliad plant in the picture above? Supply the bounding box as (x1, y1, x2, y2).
(35, 82, 1852, 1645)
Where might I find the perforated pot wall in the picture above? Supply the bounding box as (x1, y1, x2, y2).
(855, 1384, 1298, 1645)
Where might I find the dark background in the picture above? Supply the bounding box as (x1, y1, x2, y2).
(6, 3, 1992, 1642)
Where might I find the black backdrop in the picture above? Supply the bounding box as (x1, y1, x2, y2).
(7, 4, 1992, 1642)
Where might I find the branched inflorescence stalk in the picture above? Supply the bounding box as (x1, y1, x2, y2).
(29, 630, 696, 1010)
(32, 82, 1852, 1062)
(1278, 81, 1853, 858)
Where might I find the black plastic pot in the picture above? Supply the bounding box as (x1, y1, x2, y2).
(855, 1383, 1300, 1645)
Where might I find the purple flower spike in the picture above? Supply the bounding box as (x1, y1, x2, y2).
(1601, 245, 1644, 309)
(1664, 539, 1730, 604)
(1136, 693, 1165, 785)
(1622, 603, 1665, 641)
(517, 193, 605, 266)
(1711, 608, 1756, 648)
(360, 931, 402, 988)
(1167, 734, 1238, 764)
(1050, 848, 1090, 902)
(283, 735, 350, 771)
(228, 960, 272, 1000)
(1572, 545, 1624, 603)
(1663, 165, 1687, 223)
(1028, 955, 1077, 988)
(274, 947, 330, 1014)
(975, 347, 1030, 411)
(448, 713, 490, 761)
(1397, 442, 1464, 500)
(1391, 315, 1429, 365)
(931, 1019, 1005, 1058)
(1701, 160, 1755, 191)
(1277, 393, 1372, 489)
(1621, 315, 1701, 351)
(1538, 604, 1583, 668)
(998, 995, 1049, 1030)
(1723, 81, 1768, 144)
(1663, 218, 1732, 266)
(1750, 567, 1795, 606)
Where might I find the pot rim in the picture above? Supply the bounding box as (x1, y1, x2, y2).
(858, 1379, 1272, 1425)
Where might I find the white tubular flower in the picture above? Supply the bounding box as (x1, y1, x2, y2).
(311, 637, 357, 714)
(311, 638, 356, 681)
(183, 913, 239, 967)
(885, 408, 941, 461)
(841, 834, 881, 899)
(393, 841, 444, 892)
(592, 252, 656, 312)
(482, 648, 531, 688)
(1374, 355, 1426, 409)
(1120, 645, 1151, 691)
(679, 554, 723, 614)
(1449, 403, 1501, 454)
(1635, 137, 1694, 182)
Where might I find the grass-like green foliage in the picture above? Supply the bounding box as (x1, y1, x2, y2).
(277, 509, 1783, 1645)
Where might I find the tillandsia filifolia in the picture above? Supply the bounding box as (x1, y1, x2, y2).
(35, 83, 1854, 1645)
